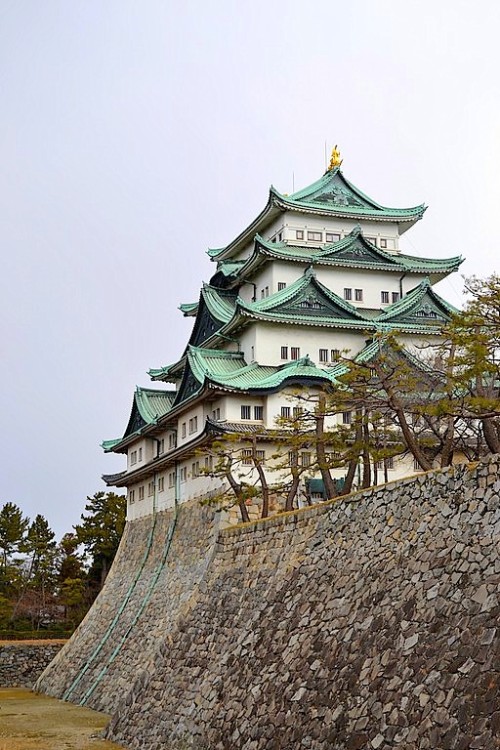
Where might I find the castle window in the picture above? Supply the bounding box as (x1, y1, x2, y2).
(254, 406, 263, 420)
(242, 449, 253, 465)
(188, 416, 198, 434)
(138, 447, 142, 461)
(181, 422, 186, 438)
(344, 288, 352, 301)
(281, 346, 288, 360)
(326, 232, 340, 243)
(380, 238, 388, 249)
(367, 236, 377, 246)
(191, 461, 200, 478)
(381, 291, 389, 304)
(291, 347, 300, 360)
(168, 472, 175, 488)
(278, 282, 286, 291)
(129, 490, 135, 503)
(205, 455, 214, 471)
(296, 230, 304, 240)
(159, 439, 165, 455)
(319, 348, 328, 363)
(301, 452, 311, 467)
(138, 486, 145, 501)
(180, 467, 187, 482)
(293, 407, 302, 418)
(158, 477, 164, 492)
(331, 349, 340, 361)
(376, 457, 394, 470)
(130, 450, 137, 466)
(392, 292, 400, 303)
(281, 406, 291, 418)
(169, 433, 176, 449)
(342, 411, 352, 425)
(148, 482, 154, 496)
(212, 407, 221, 421)
(307, 231, 322, 241)
(241, 405, 251, 420)
(355, 289, 363, 301)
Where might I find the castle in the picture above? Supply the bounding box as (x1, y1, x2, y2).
(102, 147, 462, 520)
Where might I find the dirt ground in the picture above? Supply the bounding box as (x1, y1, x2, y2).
(0, 688, 124, 750)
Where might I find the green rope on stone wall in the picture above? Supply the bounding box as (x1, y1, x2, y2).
(78, 512, 179, 706)
(62, 512, 159, 703)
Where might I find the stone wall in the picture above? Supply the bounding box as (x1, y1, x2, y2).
(37, 457, 500, 749)
(0, 641, 65, 687)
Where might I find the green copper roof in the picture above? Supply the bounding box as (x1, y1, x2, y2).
(207, 166, 425, 262)
(201, 284, 237, 323)
(134, 387, 176, 423)
(227, 229, 462, 280)
(179, 302, 199, 317)
(281, 168, 425, 220)
(166, 345, 341, 406)
(329, 337, 437, 378)
(375, 278, 458, 326)
(180, 286, 237, 323)
(102, 387, 176, 453)
(101, 438, 122, 452)
(231, 267, 372, 330)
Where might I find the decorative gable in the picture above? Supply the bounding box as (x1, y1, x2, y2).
(318, 227, 400, 266)
(249, 268, 366, 322)
(376, 280, 456, 328)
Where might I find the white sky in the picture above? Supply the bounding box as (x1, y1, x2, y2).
(1, 0, 500, 538)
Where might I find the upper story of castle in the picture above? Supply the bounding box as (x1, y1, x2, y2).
(207, 146, 427, 269)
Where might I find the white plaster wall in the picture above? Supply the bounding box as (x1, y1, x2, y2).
(242, 261, 429, 312)
(238, 327, 257, 363)
(177, 405, 204, 447)
(252, 323, 369, 366)
(224, 394, 264, 423)
(280, 213, 400, 250)
(127, 438, 156, 472)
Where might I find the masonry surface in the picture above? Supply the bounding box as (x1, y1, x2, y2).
(37, 457, 500, 749)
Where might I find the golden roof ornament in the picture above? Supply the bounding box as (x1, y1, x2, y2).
(328, 145, 343, 170)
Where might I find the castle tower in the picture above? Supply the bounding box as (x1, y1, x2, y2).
(102, 150, 463, 520)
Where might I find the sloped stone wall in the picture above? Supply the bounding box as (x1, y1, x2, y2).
(38, 458, 500, 749)
(37, 500, 218, 712)
(0, 641, 65, 687)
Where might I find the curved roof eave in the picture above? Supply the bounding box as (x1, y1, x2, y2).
(206, 192, 283, 262)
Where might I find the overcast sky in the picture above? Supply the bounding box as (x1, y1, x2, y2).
(1, 0, 499, 538)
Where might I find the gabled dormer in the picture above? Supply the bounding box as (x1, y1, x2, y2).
(375, 278, 457, 330)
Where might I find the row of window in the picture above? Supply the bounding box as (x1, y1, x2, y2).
(343, 288, 400, 304)
(130, 447, 143, 465)
(280, 346, 301, 361)
(295, 230, 341, 243)
(280, 406, 303, 418)
(241, 405, 263, 420)
(259, 283, 400, 306)
(181, 416, 198, 438)
(241, 449, 265, 465)
(319, 349, 341, 363)
(129, 449, 398, 502)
